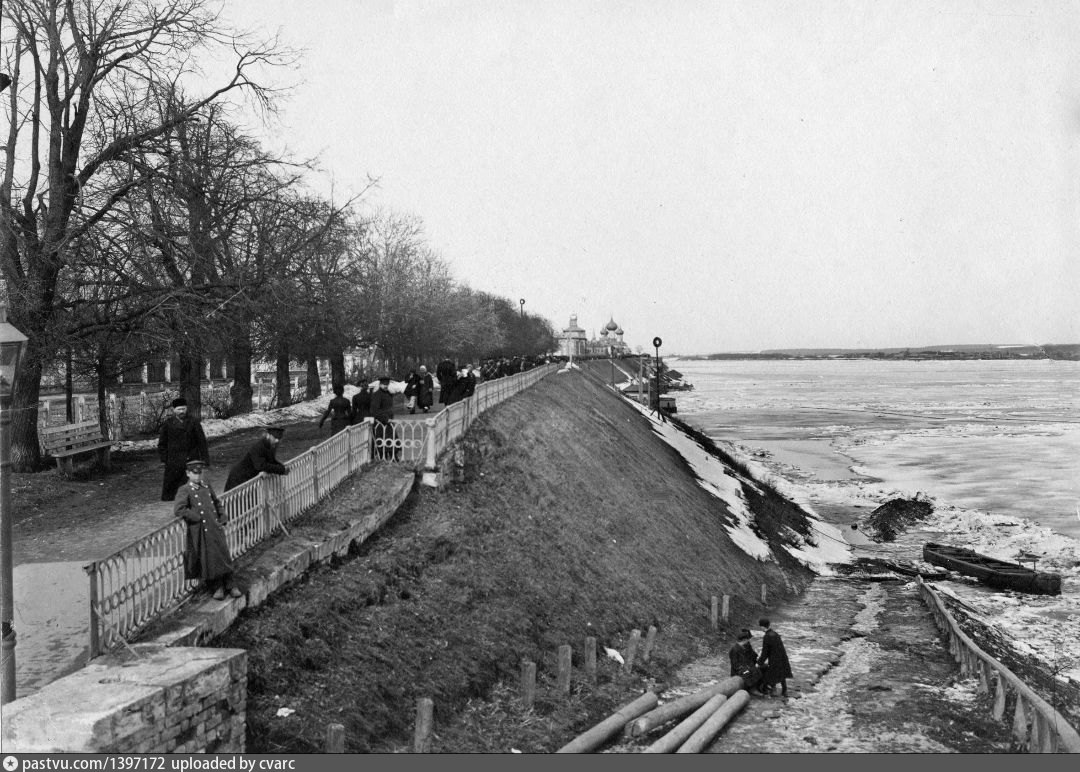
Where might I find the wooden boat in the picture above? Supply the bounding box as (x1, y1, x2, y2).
(923, 543, 1061, 595)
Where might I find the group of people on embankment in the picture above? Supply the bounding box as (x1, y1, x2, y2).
(158, 397, 291, 600)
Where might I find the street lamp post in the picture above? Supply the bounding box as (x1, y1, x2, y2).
(652, 336, 664, 422)
(0, 304, 28, 704)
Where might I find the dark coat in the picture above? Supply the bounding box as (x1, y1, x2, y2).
(415, 373, 434, 408)
(158, 415, 209, 501)
(436, 360, 456, 404)
(729, 641, 761, 687)
(320, 395, 353, 435)
(351, 389, 372, 422)
(224, 438, 289, 491)
(370, 388, 394, 424)
(757, 628, 793, 684)
(174, 481, 233, 582)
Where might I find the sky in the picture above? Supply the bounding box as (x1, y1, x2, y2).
(215, 0, 1080, 355)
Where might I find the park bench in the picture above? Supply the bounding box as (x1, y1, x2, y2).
(41, 420, 113, 477)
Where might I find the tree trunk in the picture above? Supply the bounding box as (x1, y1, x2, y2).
(179, 349, 203, 416)
(96, 352, 109, 436)
(330, 352, 346, 391)
(10, 357, 44, 471)
(65, 348, 75, 423)
(229, 337, 253, 414)
(305, 356, 321, 400)
(275, 351, 292, 408)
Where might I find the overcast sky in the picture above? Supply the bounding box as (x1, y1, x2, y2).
(221, 0, 1080, 354)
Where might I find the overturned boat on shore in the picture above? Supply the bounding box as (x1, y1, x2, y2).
(923, 542, 1061, 596)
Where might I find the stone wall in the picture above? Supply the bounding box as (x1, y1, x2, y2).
(2, 646, 246, 753)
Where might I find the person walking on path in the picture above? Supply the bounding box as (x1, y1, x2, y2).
(757, 617, 792, 697)
(729, 628, 762, 691)
(370, 376, 397, 460)
(414, 365, 434, 413)
(158, 397, 209, 502)
(318, 384, 353, 435)
(436, 358, 456, 406)
(175, 459, 240, 600)
(403, 369, 418, 414)
(351, 379, 372, 424)
(224, 425, 290, 491)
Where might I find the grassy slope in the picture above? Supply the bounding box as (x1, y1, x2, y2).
(216, 368, 816, 752)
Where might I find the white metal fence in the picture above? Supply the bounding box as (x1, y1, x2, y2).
(83, 363, 557, 657)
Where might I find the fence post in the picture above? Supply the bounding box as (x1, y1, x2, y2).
(557, 644, 573, 695)
(760, 583, 767, 605)
(710, 596, 718, 630)
(721, 594, 730, 623)
(642, 626, 657, 663)
(520, 660, 536, 709)
(623, 629, 641, 672)
(584, 636, 597, 684)
(413, 697, 434, 753)
(325, 723, 345, 753)
(311, 449, 321, 500)
(85, 562, 100, 659)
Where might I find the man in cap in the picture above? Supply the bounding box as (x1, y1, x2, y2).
(175, 459, 240, 600)
(757, 617, 793, 697)
(158, 396, 209, 501)
(224, 425, 290, 491)
(729, 628, 762, 691)
(369, 376, 397, 460)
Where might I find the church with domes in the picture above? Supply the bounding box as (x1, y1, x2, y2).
(557, 314, 632, 358)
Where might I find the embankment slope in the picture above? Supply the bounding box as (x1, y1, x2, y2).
(217, 367, 818, 752)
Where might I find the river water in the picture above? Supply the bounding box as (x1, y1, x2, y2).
(667, 358, 1080, 541)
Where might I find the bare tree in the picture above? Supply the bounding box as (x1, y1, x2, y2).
(0, 0, 288, 468)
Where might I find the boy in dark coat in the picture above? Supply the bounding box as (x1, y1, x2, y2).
(158, 397, 209, 501)
(351, 380, 372, 423)
(175, 459, 240, 600)
(318, 384, 353, 435)
(224, 426, 290, 491)
(757, 617, 793, 696)
(729, 628, 762, 690)
(369, 376, 397, 460)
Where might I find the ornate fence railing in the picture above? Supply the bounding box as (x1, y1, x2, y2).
(916, 576, 1080, 753)
(83, 364, 558, 658)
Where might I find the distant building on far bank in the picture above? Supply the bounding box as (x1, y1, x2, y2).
(558, 314, 631, 358)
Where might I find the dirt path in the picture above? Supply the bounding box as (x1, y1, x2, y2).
(613, 575, 1016, 753)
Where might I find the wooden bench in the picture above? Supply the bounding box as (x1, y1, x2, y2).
(41, 420, 113, 477)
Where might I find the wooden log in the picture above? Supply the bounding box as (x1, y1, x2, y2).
(413, 697, 434, 753)
(721, 595, 730, 623)
(624, 629, 641, 672)
(521, 659, 537, 709)
(631, 677, 743, 741)
(584, 636, 597, 684)
(325, 723, 345, 753)
(710, 596, 719, 630)
(556, 692, 659, 753)
(991, 672, 1006, 721)
(642, 626, 658, 663)
(675, 689, 751, 753)
(557, 644, 573, 695)
(642, 693, 728, 753)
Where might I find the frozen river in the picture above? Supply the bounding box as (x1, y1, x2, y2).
(668, 358, 1080, 540)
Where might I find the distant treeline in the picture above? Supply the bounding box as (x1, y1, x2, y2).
(685, 344, 1080, 361)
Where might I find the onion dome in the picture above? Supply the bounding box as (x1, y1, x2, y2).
(615, 326, 624, 335)
(605, 317, 619, 332)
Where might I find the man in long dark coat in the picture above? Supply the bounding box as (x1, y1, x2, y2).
(757, 617, 793, 696)
(351, 381, 372, 423)
(369, 376, 397, 460)
(174, 459, 239, 600)
(158, 397, 209, 501)
(436, 359, 456, 405)
(224, 426, 290, 491)
(415, 365, 434, 413)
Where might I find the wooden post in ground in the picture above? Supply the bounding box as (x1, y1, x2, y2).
(521, 660, 537, 709)
(760, 583, 767, 605)
(413, 697, 434, 753)
(642, 626, 657, 663)
(584, 636, 597, 684)
(624, 629, 641, 672)
(710, 596, 718, 630)
(721, 595, 730, 623)
(325, 723, 345, 753)
(557, 645, 573, 695)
